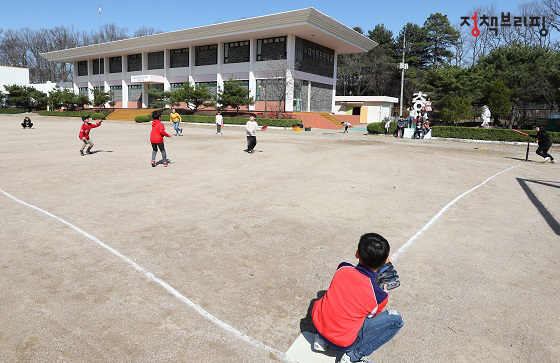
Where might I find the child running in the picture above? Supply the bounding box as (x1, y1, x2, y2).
(312, 233, 403, 363)
(79, 115, 102, 156)
(150, 110, 171, 167)
(169, 108, 183, 136)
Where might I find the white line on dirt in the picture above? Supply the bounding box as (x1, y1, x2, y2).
(433, 152, 510, 165)
(286, 164, 518, 361)
(391, 165, 518, 261)
(0, 188, 295, 363)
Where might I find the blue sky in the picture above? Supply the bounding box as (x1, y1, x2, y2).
(2, 0, 548, 37)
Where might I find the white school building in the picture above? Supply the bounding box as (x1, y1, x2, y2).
(41, 8, 377, 113)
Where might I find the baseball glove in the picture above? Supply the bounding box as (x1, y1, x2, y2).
(376, 262, 400, 290)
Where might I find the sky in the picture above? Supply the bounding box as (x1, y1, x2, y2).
(1, 0, 552, 38)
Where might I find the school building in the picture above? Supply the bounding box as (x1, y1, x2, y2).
(41, 8, 377, 113)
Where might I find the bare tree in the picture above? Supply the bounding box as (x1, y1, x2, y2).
(259, 60, 293, 118)
(543, 0, 560, 31)
(133, 26, 163, 38)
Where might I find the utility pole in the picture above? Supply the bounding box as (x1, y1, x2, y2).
(398, 31, 408, 117)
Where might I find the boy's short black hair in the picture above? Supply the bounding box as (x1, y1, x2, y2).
(152, 110, 162, 120)
(358, 233, 390, 269)
(82, 115, 90, 121)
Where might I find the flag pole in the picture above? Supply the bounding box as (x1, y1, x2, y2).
(98, 4, 102, 94)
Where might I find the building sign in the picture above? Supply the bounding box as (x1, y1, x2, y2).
(130, 75, 165, 84)
(295, 37, 335, 78)
(461, 12, 549, 37)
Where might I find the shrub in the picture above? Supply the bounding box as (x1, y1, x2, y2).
(135, 115, 151, 122)
(431, 126, 560, 143)
(90, 112, 107, 120)
(0, 107, 26, 114)
(38, 110, 109, 118)
(367, 122, 397, 134)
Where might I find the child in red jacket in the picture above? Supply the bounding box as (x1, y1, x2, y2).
(150, 109, 171, 167)
(79, 115, 102, 156)
(312, 233, 403, 363)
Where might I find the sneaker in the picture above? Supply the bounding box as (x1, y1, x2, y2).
(80, 150, 84, 156)
(551, 159, 556, 163)
(163, 162, 168, 167)
(544, 157, 551, 163)
(86, 151, 92, 155)
(243, 149, 249, 153)
(340, 353, 373, 363)
(248, 150, 254, 154)
(313, 334, 328, 352)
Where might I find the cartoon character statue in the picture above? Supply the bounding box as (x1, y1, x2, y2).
(481, 105, 491, 127)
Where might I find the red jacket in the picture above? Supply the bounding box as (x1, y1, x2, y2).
(79, 121, 102, 139)
(312, 263, 388, 348)
(150, 119, 170, 144)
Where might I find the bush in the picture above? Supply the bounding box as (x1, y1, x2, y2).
(431, 126, 560, 143)
(38, 110, 109, 118)
(367, 122, 397, 134)
(138, 114, 300, 127)
(0, 107, 26, 114)
(135, 115, 151, 122)
(90, 112, 107, 120)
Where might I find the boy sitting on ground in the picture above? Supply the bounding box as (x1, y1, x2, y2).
(312, 233, 403, 363)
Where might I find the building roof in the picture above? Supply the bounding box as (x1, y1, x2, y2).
(41, 8, 377, 62)
(335, 96, 400, 104)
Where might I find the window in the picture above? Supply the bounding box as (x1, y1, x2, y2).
(148, 51, 164, 70)
(127, 54, 142, 72)
(224, 41, 250, 64)
(93, 86, 104, 92)
(92, 59, 104, 75)
(77, 61, 88, 76)
(110, 85, 122, 91)
(128, 85, 142, 90)
(109, 56, 122, 73)
(170, 48, 189, 68)
(257, 36, 286, 61)
(78, 87, 89, 95)
(170, 82, 186, 89)
(195, 44, 218, 66)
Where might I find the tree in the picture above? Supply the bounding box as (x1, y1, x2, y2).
(260, 60, 293, 118)
(396, 23, 430, 69)
(0, 89, 5, 106)
(217, 80, 254, 114)
(441, 96, 475, 125)
(423, 13, 460, 69)
(133, 26, 163, 37)
(3, 84, 47, 110)
(146, 86, 169, 109)
(487, 79, 513, 124)
(92, 88, 111, 108)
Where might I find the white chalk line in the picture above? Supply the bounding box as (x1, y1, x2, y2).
(391, 165, 518, 261)
(0, 188, 294, 363)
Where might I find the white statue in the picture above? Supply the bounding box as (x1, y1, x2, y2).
(412, 91, 427, 112)
(481, 105, 491, 127)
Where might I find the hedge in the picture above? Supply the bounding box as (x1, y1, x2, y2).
(0, 108, 26, 114)
(431, 126, 560, 143)
(38, 110, 109, 119)
(136, 115, 301, 127)
(366, 122, 397, 134)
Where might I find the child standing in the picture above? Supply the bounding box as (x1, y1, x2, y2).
(150, 110, 171, 167)
(79, 115, 102, 156)
(312, 233, 403, 363)
(169, 108, 182, 136)
(244, 115, 259, 154)
(216, 111, 223, 134)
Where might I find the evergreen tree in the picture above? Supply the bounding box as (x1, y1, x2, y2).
(423, 13, 460, 69)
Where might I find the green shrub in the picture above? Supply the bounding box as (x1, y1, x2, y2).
(152, 115, 300, 127)
(367, 122, 397, 134)
(135, 115, 151, 122)
(90, 112, 107, 120)
(431, 126, 560, 143)
(38, 110, 109, 118)
(0, 108, 26, 114)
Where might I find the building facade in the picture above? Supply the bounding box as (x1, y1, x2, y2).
(42, 8, 377, 112)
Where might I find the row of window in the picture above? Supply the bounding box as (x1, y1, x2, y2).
(76, 37, 287, 76)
